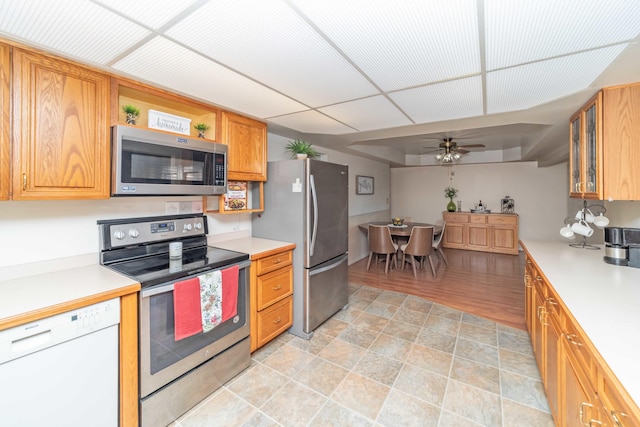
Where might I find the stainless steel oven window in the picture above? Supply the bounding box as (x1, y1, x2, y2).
(139, 261, 250, 398)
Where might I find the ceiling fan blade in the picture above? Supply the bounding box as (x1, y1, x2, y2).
(454, 148, 470, 154)
(423, 148, 444, 154)
(457, 144, 485, 149)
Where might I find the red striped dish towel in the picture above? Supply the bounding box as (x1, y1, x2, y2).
(221, 265, 239, 322)
(173, 277, 203, 340)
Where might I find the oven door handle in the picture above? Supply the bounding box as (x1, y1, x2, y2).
(141, 259, 251, 298)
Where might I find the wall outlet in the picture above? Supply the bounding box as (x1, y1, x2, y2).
(165, 202, 179, 214)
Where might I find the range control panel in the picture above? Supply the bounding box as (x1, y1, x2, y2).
(100, 215, 207, 249)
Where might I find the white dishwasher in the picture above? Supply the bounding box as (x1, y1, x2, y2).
(0, 298, 120, 427)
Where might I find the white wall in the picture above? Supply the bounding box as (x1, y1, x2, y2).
(390, 161, 569, 243)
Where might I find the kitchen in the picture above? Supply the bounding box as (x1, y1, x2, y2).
(2, 1, 640, 426)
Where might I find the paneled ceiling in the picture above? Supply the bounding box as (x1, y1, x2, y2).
(1, 0, 640, 166)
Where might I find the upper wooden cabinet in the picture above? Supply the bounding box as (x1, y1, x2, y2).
(221, 111, 267, 182)
(0, 43, 10, 200)
(11, 48, 110, 199)
(570, 83, 640, 200)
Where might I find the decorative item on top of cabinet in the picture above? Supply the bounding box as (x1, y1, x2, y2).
(194, 122, 210, 139)
(0, 42, 9, 200)
(569, 82, 640, 200)
(250, 245, 295, 352)
(111, 77, 219, 140)
(12, 48, 110, 200)
(121, 104, 140, 125)
(221, 111, 267, 182)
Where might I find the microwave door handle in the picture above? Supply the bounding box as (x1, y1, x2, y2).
(310, 174, 318, 257)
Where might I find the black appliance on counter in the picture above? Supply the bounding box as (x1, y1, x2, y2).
(97, 214, 251, 427)
(604, 226, 640, 267)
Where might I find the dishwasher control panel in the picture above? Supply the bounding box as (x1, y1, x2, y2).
(0, 298, 120, 365)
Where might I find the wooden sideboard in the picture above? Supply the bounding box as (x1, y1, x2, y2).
(442, 212, 519, 255)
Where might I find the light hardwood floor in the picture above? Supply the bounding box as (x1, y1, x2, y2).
(348, 248, 526, 331)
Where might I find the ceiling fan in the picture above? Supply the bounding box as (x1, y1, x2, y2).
(424, 138, 486, 163)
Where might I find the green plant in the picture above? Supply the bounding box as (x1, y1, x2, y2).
(285, 139, 319, 158)
(121, 104, 140, 117)
(444, 187, 458, 199)
(194, 123, 210, 132)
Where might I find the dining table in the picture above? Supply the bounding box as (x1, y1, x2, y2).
(358, 221, 442, 237)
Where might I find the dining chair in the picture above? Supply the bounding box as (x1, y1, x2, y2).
(400, 226, 436, 277)
(367, 225, 398, 274)
(432, 220, 448, 266)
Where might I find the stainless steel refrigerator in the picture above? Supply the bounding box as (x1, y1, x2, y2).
(252, 159, 349, 339)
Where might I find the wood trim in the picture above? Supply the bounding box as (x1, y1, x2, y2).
(0, 42, 9, 200)
(119, 292, 139, 427)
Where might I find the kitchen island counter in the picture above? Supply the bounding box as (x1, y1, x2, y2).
(520, 239, 640, 409)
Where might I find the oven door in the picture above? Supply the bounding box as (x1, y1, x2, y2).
(139, 259, 250, 398)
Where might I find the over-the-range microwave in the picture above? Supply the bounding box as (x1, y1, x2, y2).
(111, 125, 227, 196)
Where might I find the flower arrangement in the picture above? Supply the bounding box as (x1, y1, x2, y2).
(444, 187, 458, 199)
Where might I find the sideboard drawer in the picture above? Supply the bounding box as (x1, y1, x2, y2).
(470, 215, 487, 224)
(488, 215, 518, 225)
(443, 213, 469, 223)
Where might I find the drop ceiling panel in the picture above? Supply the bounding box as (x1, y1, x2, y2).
(112, 37, 307, 119)
(0, 0, 150, 65)
(389, 76, 483, 124)
(292, 0, 480, 91)
(165, 0, 378, 107)
(487, 45, 627, 114)
(268, 110, 354, 135)
(318, 96, 412, 132)
(485, 0, 640, 70)
(93, 0, 200, 30)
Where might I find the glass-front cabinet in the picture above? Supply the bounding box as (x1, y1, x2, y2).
(569, 92, 602, 199)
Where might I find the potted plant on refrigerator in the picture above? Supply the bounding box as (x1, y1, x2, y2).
(285, 139, 319, 159)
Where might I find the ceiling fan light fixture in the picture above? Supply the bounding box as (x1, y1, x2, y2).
(435, 153, 443, 161)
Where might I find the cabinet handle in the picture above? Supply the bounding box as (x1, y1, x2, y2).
(524, 274, 531, 288)
(566, 333, 583, 347)
(580, 402, 594, 426)
(272, 284, 282, 291)
(611, 410, 628, 427)
(575, 181, 581, 192)
(589, 420, 603, 426)
(272, 317, 282, 324)
(22, 173, 27, 190)
(272, 258, 282, 264)
(537, 306, 547, 325)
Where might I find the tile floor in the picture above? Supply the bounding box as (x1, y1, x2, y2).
(170, 283, 554, 426)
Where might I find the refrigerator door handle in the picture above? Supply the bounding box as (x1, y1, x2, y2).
(309, 174, 318, 257)
(309, 254, 348, 276)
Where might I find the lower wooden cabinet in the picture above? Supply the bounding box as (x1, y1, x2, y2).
(250, 247, 294, 352)
(524, 252, 640, 427)
(443, 212, 519, 255)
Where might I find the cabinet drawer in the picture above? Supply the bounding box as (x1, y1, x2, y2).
(470, 215, 487, 224)
(443, 213, 469, 223)
(564, 320, 594, 381)
(257, 296, 292, 347)
(488, 215, 518, 225)
(255, 250, 293, 275)
(257, 265, 293, 310)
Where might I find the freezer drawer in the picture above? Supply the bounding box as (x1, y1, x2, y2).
(304, 253, 348, 334)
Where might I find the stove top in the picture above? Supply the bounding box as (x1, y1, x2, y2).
(104, 245, 248, 288)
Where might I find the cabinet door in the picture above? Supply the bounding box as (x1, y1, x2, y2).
(490, 226, 518, 253)
(443, 222, 465, 248)
(569, 112, 582, 197)
(546, 305, 561, 421)
(564, 341, 601, 427)
(0, 43, 9, 200)
(524, 258, 535, 334)
(532, 281, 546, 377)
(221, 111, 267, 182)
(582, 97, 601, 198)
(467, 224, 489, 250)
(12, 49, 110, 199)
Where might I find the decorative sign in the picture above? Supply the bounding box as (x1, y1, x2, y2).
(148, 109, 191, 135)
(224, 181, 247, 210)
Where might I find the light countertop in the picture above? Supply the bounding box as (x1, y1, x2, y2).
(210, 237, 295, 259)
(520, 239, 640, 406)
(0, 263, 140, 330)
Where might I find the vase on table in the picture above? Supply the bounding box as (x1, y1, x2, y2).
(447, 198, 456, 212)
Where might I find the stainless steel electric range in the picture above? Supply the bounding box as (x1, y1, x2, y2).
(97, 213, 251, 427)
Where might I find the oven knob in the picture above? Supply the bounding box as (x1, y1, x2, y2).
(194, 222, 202, 230)
(129, 229, 140, 238)
(183, 223, 193, 231)
(114, 230, 126, 240)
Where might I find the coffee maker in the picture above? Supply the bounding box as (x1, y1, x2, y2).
(604, 227, 640, 267)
